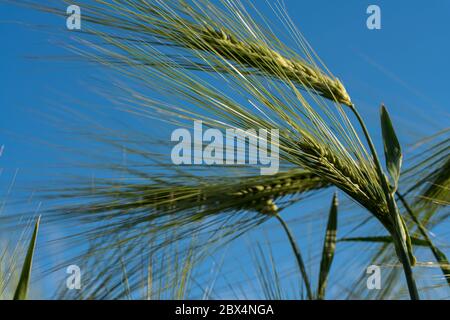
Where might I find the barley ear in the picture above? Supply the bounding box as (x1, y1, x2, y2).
(198, 28, 352, 106)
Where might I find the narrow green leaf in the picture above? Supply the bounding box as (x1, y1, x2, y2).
(339, 235, 436, 248)
(340, 234, 449, 271)
(380, 105, 402, 192)
(317, 192, 338, 300)
(13, 216, 41, 300)
(397, 191, 450, 285)
(275, 214, 313, 300)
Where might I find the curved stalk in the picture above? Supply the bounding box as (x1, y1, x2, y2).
(275, 214, 313, 300)
(349, 104, 420, 300)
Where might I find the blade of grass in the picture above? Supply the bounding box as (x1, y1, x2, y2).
(317, 192, 338, 300)
(381, 106, 402, 192)
(396, 191, 450, 285)
(13, 216, 41, 300)
(339, 236, 432, 247)
(275, 214, 313, 300)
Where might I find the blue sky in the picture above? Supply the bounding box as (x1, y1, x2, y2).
(0, 1, 449, 299)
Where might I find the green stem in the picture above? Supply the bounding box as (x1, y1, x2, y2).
(275, 214, 313, 300)
(396, 191, 450, 286)
(349, 104, 420, 300)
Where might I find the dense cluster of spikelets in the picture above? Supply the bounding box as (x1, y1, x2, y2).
(189, 27, 352, 106)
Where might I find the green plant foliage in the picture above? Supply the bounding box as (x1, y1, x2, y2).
(380, 105, 402, 192)
(317, 193, 338, 299)
(13, 216, 40, 300)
